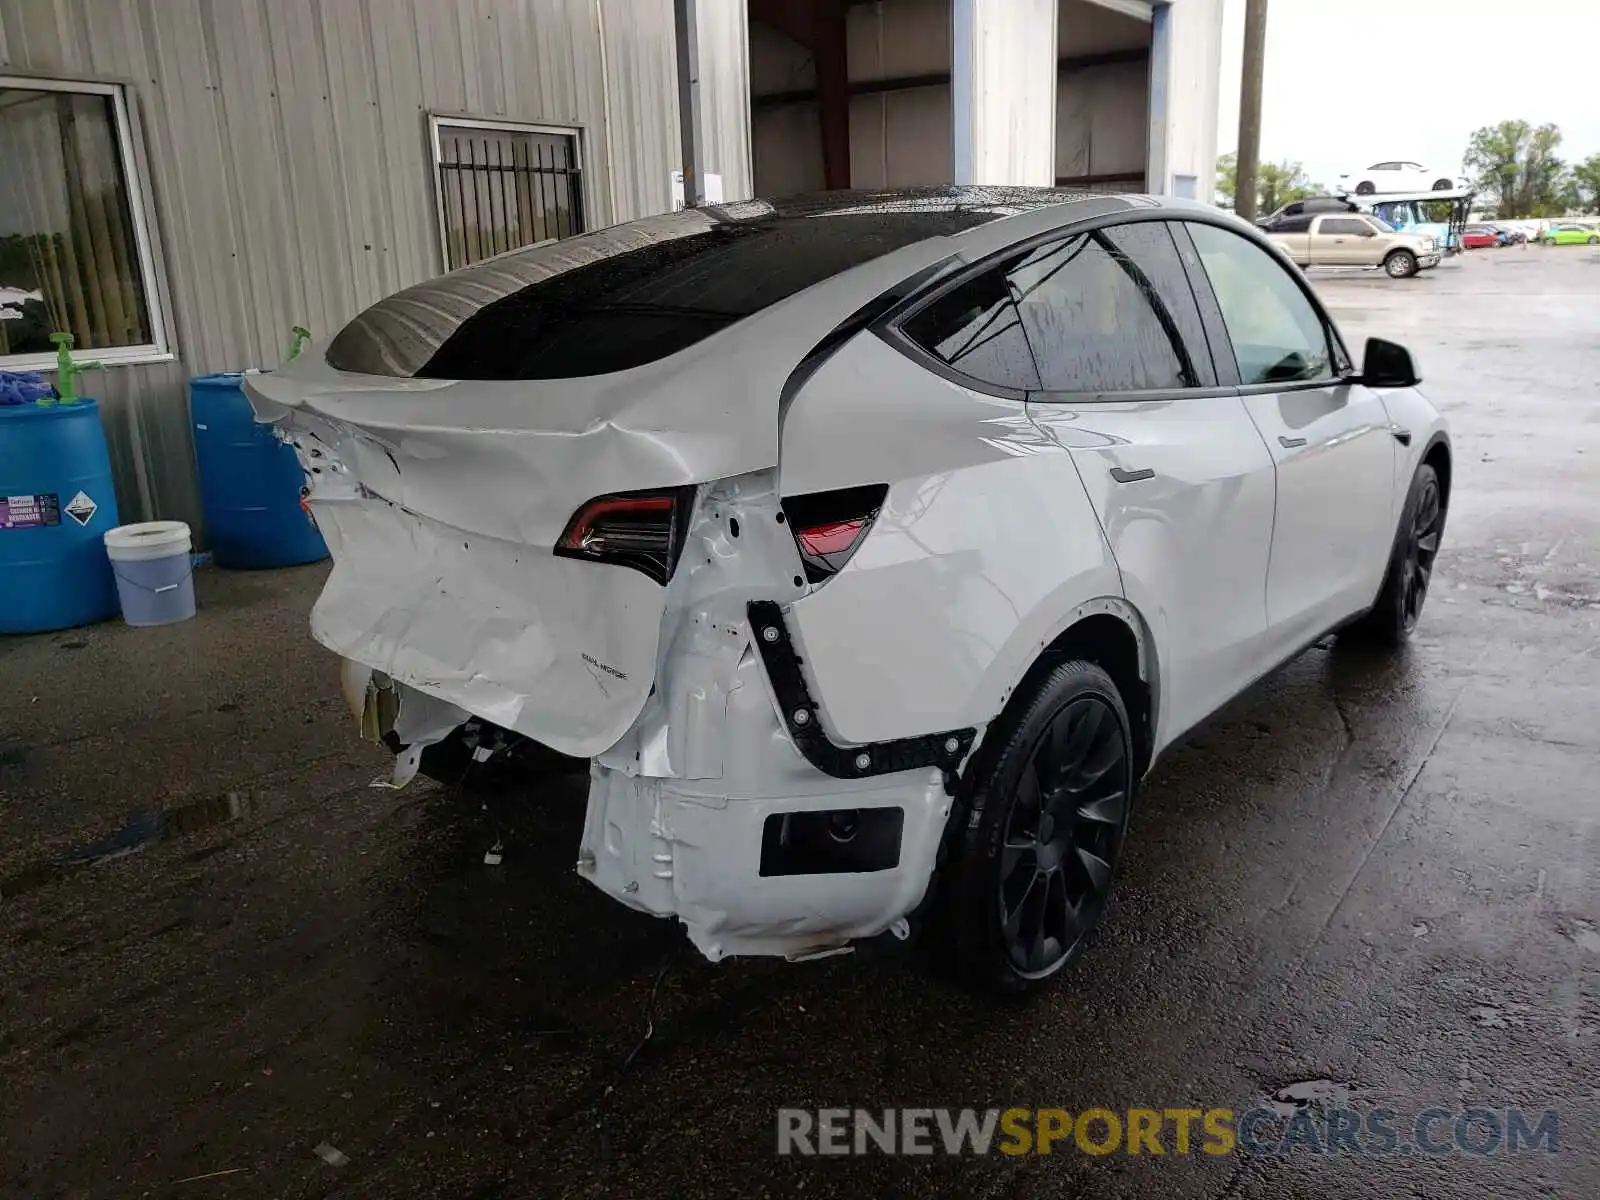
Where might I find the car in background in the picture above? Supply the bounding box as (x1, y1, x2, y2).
(1490, 224, 1526, 245)
(1340, 162, 1461, 196)
(1266, 212, 1440, 277)
(1256, 195, 1362, 230)
(1542, 221, 1600, 246)
(246, 187, 1452, 995)
(1461, 225, 1503, 249)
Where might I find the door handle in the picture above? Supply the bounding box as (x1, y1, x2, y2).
(1109, 467, 1155, 484)
(1278, 435, 1307, 449)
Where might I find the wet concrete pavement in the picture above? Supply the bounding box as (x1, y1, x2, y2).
(2, 248, 1597, 1198)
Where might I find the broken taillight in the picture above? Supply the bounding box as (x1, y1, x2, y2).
(555, 487, 695, 584)
(781, 484, 888, 583)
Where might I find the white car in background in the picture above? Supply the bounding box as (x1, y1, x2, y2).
(1340, 161, 1462, 195)
(247, 188, 1452, 995)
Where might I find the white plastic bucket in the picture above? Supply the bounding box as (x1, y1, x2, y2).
(104, 521, 196, 627)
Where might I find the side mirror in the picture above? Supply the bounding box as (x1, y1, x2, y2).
(1359, 228, 1377, 237)
(1360, 337, 1420, 388)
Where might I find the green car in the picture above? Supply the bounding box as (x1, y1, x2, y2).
(1543, 221, 1600, 246)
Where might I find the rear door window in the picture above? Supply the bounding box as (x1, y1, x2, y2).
(1005, 222, 1209, 393)
(1319, 218, 1370, 236)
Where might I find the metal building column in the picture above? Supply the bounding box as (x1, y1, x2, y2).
(951, 0, 1057, 186)
(1146, 0, 1172, 195)
(673, 0, 705, 206)
(815, 0, 850, 189)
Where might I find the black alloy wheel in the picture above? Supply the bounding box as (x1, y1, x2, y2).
(935, 660, 1135, 994)
(1344, 461, 1447, 647)
(1400, 468, 1444, 633)
(997, 696, 1129, 977)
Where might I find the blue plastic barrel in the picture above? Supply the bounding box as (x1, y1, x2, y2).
(0, 399, 122, 633)
(189, 373, 327, 569)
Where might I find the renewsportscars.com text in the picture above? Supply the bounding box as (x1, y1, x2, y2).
(776, 1106, 1560, 1157)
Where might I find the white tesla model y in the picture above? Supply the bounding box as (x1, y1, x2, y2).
(247, 188, 1450, 994)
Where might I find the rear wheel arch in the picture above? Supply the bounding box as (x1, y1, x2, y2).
(986, 602, 1158, 784)
(1421, 434, 1452, 511)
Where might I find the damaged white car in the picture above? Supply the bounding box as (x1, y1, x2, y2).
(247, 187, 1450, 994)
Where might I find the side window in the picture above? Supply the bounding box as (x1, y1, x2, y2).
(1185, 222, 1334, 387)
(1276, 215, 1314, 233)
(1283, 201, 1304, 216)
(1004, 223, 1203, 393)
(1320, 218, 1368, 236)
(900, 266, 1041, 391)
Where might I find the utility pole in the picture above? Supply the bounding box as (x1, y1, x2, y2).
(1234, 0, 1268, 220)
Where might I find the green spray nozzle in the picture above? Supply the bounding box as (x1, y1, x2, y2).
(43, 332, 104, 406)
(284, 325, 311, 363)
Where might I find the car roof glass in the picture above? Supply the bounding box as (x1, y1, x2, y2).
(328, 187, 1095, 379)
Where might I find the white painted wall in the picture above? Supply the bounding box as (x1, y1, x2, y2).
(953, 0, 1058, 186)
(1152, 0, 1225, 196)
(696, 0, 755, 203)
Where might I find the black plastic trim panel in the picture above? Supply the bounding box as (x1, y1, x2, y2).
(748, 600, 976, 781)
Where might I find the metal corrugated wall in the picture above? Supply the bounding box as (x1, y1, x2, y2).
(0, 0, 749, 533)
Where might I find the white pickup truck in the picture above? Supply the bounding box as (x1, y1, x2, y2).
(1265, 212, 1441, 278)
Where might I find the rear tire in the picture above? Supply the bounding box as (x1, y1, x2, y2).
(1343, 462, 1445, 649)
(1432, 178, 1452, 191)
(1385, 249, 1418, 278)
(1355, 181, 1376, 195)
(934, 661, 1134, 995)
(1588, 236, 1599, 246)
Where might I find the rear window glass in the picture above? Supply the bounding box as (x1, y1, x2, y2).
(416, 214, 986, 379)
(901, 266, 1041, 391)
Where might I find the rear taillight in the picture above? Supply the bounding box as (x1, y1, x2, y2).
(781, 484, 887, 583)
(555, 486, 695, 584)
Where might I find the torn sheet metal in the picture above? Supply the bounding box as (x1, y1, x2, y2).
(243, 236, 958, 761)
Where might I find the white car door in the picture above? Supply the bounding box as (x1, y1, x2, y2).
(1181, 221, 1398, 656)
(1011, 220, 1278, 746)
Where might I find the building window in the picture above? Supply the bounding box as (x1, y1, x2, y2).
(0, 76, 169, 367)
(430, 117, 585, 272)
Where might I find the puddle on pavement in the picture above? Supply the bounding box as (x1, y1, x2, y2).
(1265, 1078, 1359, 1118)
(0, 792, 251, 904)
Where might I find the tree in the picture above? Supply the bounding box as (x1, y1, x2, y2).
(1216, 151, 1324, 213)
(1571, 153, 1600, 214)
(1215, 152, 1237, 207)
(1463, 121, 1568, 217)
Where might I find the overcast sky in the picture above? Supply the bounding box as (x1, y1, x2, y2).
(1216, 0, 1600, 193)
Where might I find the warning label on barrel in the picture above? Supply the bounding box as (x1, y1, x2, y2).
(64, 491, 98, 526)
(1, 493, 61, 529)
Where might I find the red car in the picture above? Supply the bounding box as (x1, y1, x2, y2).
(1461, 225, 1503, 249)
